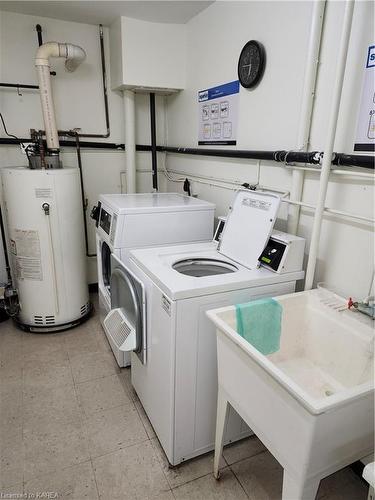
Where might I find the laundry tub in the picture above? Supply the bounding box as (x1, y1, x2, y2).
(207, 289, 374, 500)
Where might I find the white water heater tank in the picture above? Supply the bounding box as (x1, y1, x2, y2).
(1, 167, 90, 332)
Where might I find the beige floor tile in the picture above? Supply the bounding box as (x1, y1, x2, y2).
(63, 325, 102, 357)
(0, 334, 23, 368)
(135, 399, 156, 439)
(230, 450, 283, 500)
(0, 427, 23, 489)
(84, 404, 148, 458)
(76, 374, 132, 415)
(22, 331, 67, 363)
(23, 359, 73, 391)
(0, 382, 23, 430)
(23, 383, 81, 428)
(23, 418, 89, 481)
(0, 364, 22, 385)
(151, 437, 226, 489)
(24, 461, 99, 500)
(93, 440, 170, 500)
(70, 350, 119, 384)
(223, 436, 267, 465)
(0, 322, 24, 345)
(172, 467, 248, 500)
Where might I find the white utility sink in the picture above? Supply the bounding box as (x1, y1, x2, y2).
(207, 288, 374, 500)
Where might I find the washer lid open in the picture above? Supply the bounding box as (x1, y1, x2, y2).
(218, 190, 280, 269)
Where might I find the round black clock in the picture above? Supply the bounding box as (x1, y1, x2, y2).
(237, 40, 265, 89)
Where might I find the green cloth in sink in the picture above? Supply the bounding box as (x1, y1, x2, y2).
(235, 298, 282, 355)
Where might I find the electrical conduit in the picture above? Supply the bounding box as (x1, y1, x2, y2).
(287, 0, 326, 234)
(35, 42, 86, 150)
(304, 0, 355, 290)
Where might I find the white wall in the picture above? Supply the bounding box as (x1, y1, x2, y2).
(165, 0, 374, 299)
(0, 10, 167, 283)
(0, 3, 373, 299)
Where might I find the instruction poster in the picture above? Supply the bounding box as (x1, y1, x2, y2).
(354, 44, 375, 152)
(198, 80, 239, 145)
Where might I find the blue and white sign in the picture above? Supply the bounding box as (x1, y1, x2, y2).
(355, 44, 375, 152)
(198, 80, 239, 145)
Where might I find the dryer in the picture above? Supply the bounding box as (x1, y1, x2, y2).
(117, 190, 305, 465)
(93, 193, 215, 366)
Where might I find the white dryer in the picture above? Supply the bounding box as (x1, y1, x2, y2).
(93, 193, 215, 366)
(119, 190, 305, 465)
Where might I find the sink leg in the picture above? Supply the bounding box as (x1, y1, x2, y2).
(282, 471, 320, 500)
(213, 387, 228, 480)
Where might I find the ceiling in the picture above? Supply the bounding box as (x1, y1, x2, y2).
(0, 1, 214, 25)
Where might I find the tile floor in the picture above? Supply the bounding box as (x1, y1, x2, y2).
(0, 294, 368, 499)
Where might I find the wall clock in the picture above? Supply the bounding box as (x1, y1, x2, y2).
(237, 40, 266, 89)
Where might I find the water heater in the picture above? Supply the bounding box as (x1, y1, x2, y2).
(1, 167, 90, 332)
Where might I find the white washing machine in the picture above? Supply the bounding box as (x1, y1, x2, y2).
(116, 190, 305, 465)
(94, 193, 215, 366)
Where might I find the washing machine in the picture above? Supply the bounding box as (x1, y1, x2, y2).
(94, 192, 215, 366)
(112, 190, 305, 465)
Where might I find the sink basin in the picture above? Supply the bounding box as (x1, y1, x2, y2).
(207, 289, 374, 499)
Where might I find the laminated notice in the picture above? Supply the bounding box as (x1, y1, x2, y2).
(13, 229, 43, 281)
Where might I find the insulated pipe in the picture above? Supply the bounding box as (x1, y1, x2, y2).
(123, 90, 136, 193)
(1, 136, 373, 168)
(35, 42, 86, 150)
(304, 0, 355, 291)
(287, 0, 326, 234)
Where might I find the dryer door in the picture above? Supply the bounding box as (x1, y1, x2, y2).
(110, 255, 146, 364)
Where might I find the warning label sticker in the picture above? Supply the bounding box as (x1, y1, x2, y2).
(242, 198, 272, 211)
(162, 295, 171, 316)
(35, 188, 52, 199)
(13, 230, 43, 281)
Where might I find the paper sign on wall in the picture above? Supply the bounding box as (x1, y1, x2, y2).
(198, 81, 239, 145)
(354, 45, 375, 152)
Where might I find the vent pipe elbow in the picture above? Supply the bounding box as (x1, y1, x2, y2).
(35, 42, 86, 150)
(64, 44, 86, 72)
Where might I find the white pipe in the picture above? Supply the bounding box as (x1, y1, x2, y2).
(166, 167, 290, 197)
(35, 42, 86, 150)
(287, 0, 326, 234)
(123, 90, 136, 193)
(285, 165, 375, 179)
(282, 199, 374, 224)
(304, 0, 355, 290)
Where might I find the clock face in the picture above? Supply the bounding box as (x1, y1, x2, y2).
(238, 40, 265, 89)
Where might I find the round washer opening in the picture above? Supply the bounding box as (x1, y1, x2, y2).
(172, 258, 238, 277)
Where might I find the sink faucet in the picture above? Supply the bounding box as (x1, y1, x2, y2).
(348, 296, 375, 319)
